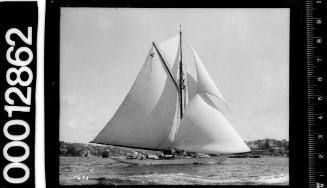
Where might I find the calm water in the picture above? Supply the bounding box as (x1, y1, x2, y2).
(60, 156, 289, 185)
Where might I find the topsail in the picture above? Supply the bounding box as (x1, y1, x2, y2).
(92, 32, 250, 154)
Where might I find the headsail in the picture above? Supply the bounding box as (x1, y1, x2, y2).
(185, 71, 197, 105)
(172, 46, 250, 154)
(173, 94, 250, 154)
(92, 45, 180, 151)
(190, 45, 229, 111)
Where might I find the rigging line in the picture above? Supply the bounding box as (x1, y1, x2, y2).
(152, 42, 180, 93)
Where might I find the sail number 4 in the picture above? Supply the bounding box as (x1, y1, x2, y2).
(2, 27, 33, 184)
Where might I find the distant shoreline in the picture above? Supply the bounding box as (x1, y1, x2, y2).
(59, 138, 289, 158)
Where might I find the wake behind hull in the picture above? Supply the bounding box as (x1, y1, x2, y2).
(111, 155, 228, 165)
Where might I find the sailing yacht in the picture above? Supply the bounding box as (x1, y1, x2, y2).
(91, 27, 250, 165)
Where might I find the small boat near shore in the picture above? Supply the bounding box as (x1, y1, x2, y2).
(91, 27, 250, 165)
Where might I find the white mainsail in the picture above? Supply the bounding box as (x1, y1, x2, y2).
(93, 32, 250, 155)
(92, 44, 180, 151)
(155, 36, 182, 147)
(156, 35, 180, 81)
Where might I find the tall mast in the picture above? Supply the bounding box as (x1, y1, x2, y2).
(179, 25, 184, 118)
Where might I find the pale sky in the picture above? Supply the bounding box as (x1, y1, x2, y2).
(60, 8, 289, 143)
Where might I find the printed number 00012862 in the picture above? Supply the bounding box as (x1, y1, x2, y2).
(2, 27, 33, 184)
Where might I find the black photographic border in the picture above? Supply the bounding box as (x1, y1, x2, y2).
(45, 0, 306, 187)
(0, 2, 38, 187)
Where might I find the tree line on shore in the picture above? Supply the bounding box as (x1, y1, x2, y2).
(244, 138, 289, 157)
(59, 138, 289, 157)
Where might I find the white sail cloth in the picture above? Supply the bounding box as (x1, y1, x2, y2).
(185, 71, 197, 104)
(173, 46, 250, 154)
(190, 46, 229, 111)
(156, 35, 183, 146)
(92, 45, 179, 150)
(93, 35, 250, 154)
(173, 94, 250, 154)
(190, 46, 225, 101)
(156, 35, 180, 81)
